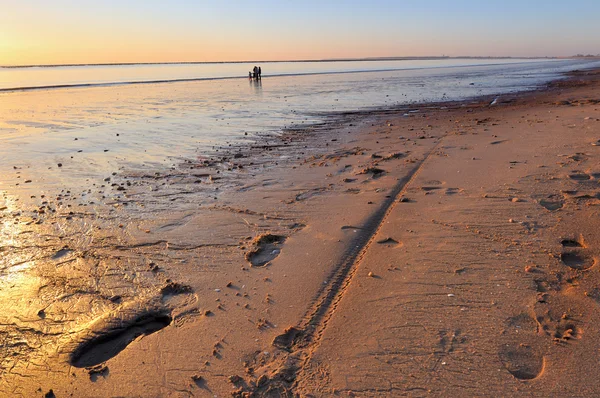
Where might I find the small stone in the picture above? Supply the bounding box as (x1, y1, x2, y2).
(368, 272, 374, 277)
(228, 375, 242, 384)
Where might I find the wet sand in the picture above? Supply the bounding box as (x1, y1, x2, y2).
(1, 69, 600, 397)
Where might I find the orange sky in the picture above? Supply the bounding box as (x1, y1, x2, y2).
(2, 1, 598, 66)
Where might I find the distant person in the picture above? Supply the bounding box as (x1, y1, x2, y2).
(258, 66, 262, 79)
(249, 71, 252, 80)
(253, 66, 258, 79)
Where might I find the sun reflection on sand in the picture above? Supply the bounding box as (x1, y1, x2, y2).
(0, 192, 43, 319)
(0, 193, 30, 273)
(0, 188, 176, 384)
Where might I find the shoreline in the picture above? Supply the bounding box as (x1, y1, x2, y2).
(1, 68, 600, 396)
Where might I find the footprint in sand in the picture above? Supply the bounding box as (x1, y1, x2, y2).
(245, 234, 286, 267)
(70, 310, 173, 368)
(534, 308, 581, 343)
(499, 314, 546, 380)
(69, 283, 197, 368)
(560, 252, 596, 270)
(51, 247, 74, 260)
(499, 345, 545, 380)
(538, 195, 564, 211)
(552, 321, 579, 341)
(559, 236, 595, 270)
(569, 172, 591, 181)
(561, 238, 584, 248)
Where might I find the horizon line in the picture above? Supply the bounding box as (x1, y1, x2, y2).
(0, 55, 578, 69)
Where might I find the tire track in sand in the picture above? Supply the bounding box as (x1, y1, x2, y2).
(243, 135, 448, 396)
(298, 142, 442, 347)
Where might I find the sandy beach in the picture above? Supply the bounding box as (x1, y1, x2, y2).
(1, 68, 600, 397)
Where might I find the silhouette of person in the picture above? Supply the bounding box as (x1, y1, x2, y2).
(258, 66, 262, 79)
(253, 66, 258, 79)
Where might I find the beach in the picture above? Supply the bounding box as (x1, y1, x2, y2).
(1, 65, 600, 397)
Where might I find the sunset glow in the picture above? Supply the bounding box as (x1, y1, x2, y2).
(2, 0, 599, 66)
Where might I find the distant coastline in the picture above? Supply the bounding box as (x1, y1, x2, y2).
(0, 55, 565, 69)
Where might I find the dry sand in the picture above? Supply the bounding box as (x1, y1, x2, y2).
(1, 69, 600, 397)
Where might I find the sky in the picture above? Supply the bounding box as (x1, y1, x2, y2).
(1, 0, 599, 65)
